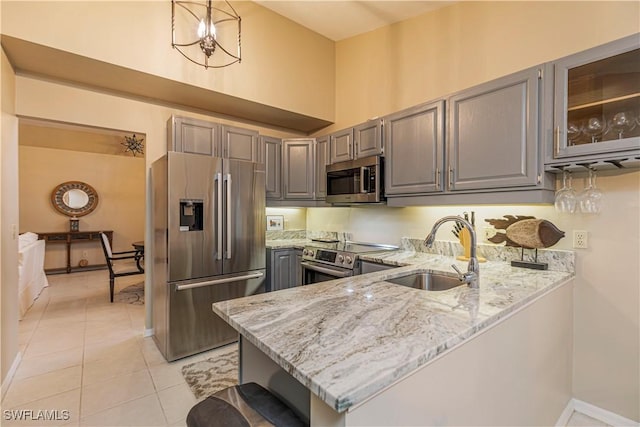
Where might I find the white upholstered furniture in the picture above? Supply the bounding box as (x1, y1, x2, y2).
(18, 232, 49, 318)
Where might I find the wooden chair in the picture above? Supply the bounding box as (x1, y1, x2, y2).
(99, 232, 144, 303)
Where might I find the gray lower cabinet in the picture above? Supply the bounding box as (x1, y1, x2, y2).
(221, 125, 259, 162)
(262, 136, 282, 199)
(447, 66, 543, 191)
(330, 128, 354, 164)
(384, 100, 445, 196)
(315, 135, 329, 200)
(354, 119, 384, 159)
(168, 115, 219, 156)
(267, 248, 302, 291)
(283, 138, 315, 200)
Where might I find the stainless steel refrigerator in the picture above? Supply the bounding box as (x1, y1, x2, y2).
(152, 151, 265, 361)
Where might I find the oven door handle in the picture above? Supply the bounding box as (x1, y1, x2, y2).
(300, 261, 353, 278)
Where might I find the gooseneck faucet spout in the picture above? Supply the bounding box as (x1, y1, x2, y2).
(424, 216, 479, 288)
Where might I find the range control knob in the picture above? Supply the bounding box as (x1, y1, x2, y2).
(337, 254, 344, 263)
(308, 250, 314, 257)
(345, 256, 353, 265)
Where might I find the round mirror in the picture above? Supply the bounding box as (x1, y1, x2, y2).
(63, 189, 90, 209)
(51, 181, 99, 217)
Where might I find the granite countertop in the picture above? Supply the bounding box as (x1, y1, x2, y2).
(213, 251, 574, 414)
(265, 238, 310, 249)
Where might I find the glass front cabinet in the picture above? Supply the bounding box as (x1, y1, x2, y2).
(549, 34, 639, 168)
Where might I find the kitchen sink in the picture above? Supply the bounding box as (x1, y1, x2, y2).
(386, 271, 463, 291)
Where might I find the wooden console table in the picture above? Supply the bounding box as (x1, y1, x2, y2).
(38, 230, 113, 274)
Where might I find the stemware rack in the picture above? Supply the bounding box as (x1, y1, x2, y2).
(546, 156, 640, 173)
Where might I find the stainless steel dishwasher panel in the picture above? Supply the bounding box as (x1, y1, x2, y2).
(165, 270, 266, 361)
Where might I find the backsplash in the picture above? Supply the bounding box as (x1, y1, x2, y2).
(266, 230, 353, 241)
(401, 237, 575, 274)
(266, 229, 307, 240)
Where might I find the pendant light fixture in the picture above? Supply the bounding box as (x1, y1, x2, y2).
(171, 0, 241, 70)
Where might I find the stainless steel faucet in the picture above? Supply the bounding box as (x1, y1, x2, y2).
(425, 216, 479, 289)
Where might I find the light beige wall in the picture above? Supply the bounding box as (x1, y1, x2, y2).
(265, 207, 307, 231)
(19, 146, 145, 269)
(1, 1, 335, 122)
(1, 48, 20, 393)
(329, 1, 640, 131)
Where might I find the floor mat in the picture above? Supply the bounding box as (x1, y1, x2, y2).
(114, 282, 144, 305)
(181, 344, 239, 399)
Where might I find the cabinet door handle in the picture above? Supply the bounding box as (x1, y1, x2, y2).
(554, 126, 561, 155)
(448, 166, 454, 189)
(435, 168, 441, 189)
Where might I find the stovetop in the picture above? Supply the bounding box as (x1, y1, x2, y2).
(302, 240, 398, 269)
(307, 239, 398, 254)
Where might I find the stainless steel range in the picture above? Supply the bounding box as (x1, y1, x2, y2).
(301, 240, 397, 284)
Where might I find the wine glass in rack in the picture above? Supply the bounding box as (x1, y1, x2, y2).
(554, 170, 577, 213)
(578, 169, 603, 214)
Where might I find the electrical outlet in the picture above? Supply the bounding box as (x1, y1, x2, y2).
(573, 230, 588, 249)
(82, 250, 89, 258)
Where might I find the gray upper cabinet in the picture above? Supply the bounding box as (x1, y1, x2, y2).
(550, 34, 640, 165)
(385, 100, 445, 196)
(330, 128, 354, 164)
(283, 138, 315, 199)
(221, 124, 259, 162)
(169, 116, 260, 162)
(262, 136, 282, 200)
(330, 121, 384, 164)
(448, 66, 542, 191)
(168, 115, 219, 156)
(354, 119, 384, 158)
(315, 135, 329, 199)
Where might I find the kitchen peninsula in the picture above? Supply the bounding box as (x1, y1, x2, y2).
(213, 250, 575, 426)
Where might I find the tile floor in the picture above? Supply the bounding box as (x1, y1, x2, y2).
(2, 270, 611, 427)
(2, 270, 219, 427)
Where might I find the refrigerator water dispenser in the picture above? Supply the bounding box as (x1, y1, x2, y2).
(179, 200, 203, 231)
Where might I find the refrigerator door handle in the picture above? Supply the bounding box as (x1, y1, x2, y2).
(215, 172, 223, 260)
(175, 271, 264, 291)
(225, 173, 232, 260)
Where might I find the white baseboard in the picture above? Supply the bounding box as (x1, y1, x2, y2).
(557, 398, 639, 427)
(555, 398, 575, 426)
(143, 327, 154, 338)
(1, 351, 23, 401)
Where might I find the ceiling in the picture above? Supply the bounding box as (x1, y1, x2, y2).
(254, 1, 454, 41)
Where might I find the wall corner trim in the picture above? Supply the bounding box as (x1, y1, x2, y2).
(557, 398, 639, 427)
(1, 351, 23, 401)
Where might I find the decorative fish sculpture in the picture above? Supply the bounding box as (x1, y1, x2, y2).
(485, 215, 565, 249)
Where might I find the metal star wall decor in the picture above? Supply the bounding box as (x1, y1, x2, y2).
(122, 134, 144, 157)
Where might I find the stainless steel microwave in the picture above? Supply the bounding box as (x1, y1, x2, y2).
(326, 155, 384, 204)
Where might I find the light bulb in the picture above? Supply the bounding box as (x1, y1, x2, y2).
(197, 18, 216, 39)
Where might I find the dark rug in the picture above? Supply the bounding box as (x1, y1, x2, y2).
(181, 344, 239, 399)
(115, 282, 144, 305)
